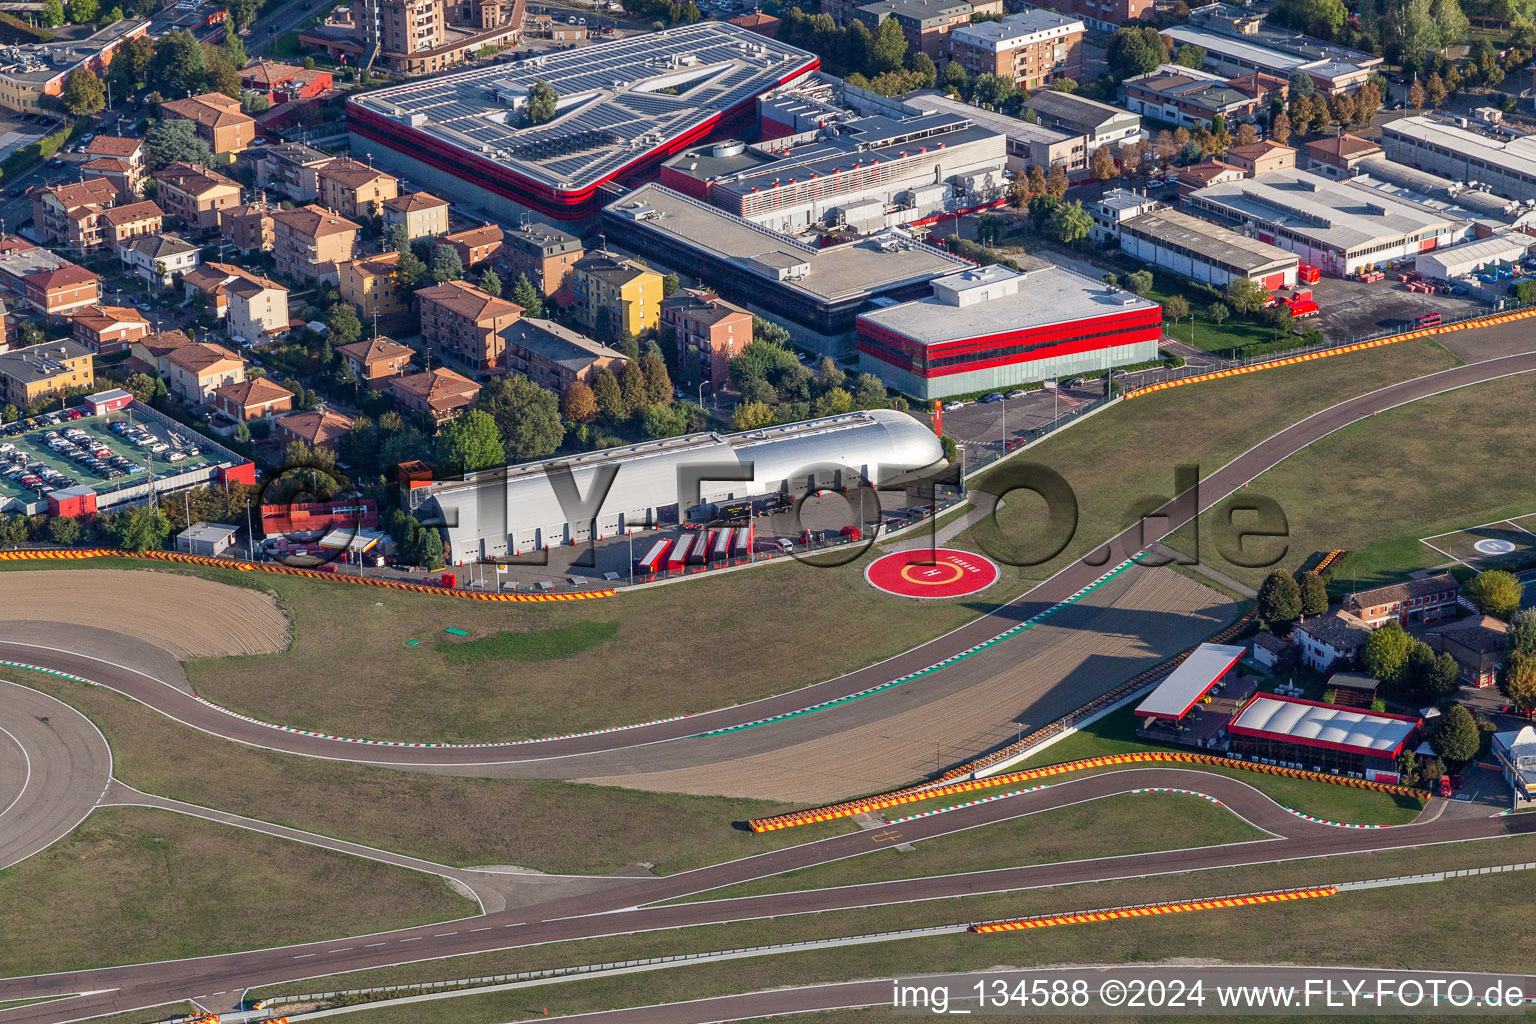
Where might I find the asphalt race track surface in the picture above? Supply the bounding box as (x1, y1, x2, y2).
(0, 680, 112, 871)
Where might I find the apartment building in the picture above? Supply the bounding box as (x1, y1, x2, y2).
(23, 264, 100, 317)
(30, 178, 118, 253)
(68, 304, 149, 355)
(1223, 140, 1296, 177)
(338, 251, 408, 319)
(239, 60, 334, 104)
(165, 341, 245, 403)
(336, 336, 414, 386)
(846, 0, 1001, 58)
(227, 272, 291, 347)
(502, 221, 583, 297)
(160, 92, 257, 154)
(499, 318, 626, 393)
(1032, 0, 1151, 33)
(154, 163, 243, 236)
(440, 224, 503, 268)
(416, 279, 522, 370)
(100, 200, 164, 250)
(949, 9, 1084, 89)
(213, 376, 295, 422)
(118, 233, 200, 286)
(1122, 64, 1268, 130)
(219, 202, 277, 253)
(255, 143, 334, 202)
(570, 252, 661, 339)
(80, 135, 146, 201)
(315, 158, 400, 219)
(389, 366, 481, 423)
(1304, 133, 1383, 180)
(275, 409, 353, 450)
(659, 289, 751, 386)
(271, 205, 361, 284)
(381, 191, 451, 241)
(0, 339, 94, 410)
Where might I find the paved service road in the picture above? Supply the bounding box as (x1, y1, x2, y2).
(0, 680, 111, 871)
(1, 767, 1534, 1023)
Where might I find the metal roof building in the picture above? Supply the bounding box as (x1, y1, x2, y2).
(411, 408, 945, 563)
(1133, 643, 1247, 721)
(346, 23, 819, 219)
(1227, 694, 1420, 778)
(1116, 206, 1299, 290)
(1380, 114, 1536, 204)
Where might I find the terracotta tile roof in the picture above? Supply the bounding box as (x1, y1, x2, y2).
(70, 304, 149, 331)
(443, 224, 503, 249)
(215, 376, 294, 407)
(25, 264, 99, 290)
(100, 201, 164, 227)
(241, 59, 306, 86)
(136, 329, 195, 356)
(272, 204, 360, 238)
(275, 409, 353, 446)
(1225, 140, 1294, 161)
(37, 178, 117, 210)
(167, 341, 244, 374)
(85, 136, 142, 158)
(415, 279, 522, 321)
(316, 158, 396, 189)
(391, 367, 480, 412)
(337, 336, 413, 364)
(81, 156, 133, 174)
(382, 191, 449, 213)
(1296, 609, 1371, 649)
(155, 163, 240, 196)
(161, 92, 255, 130)
(1305, 134, 1382, 160)
(1347, 573, 1460, 609)
(345, 250, 402, 278)
(1177, 160, 1240, 184)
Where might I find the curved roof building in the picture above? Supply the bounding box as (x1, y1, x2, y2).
(411, 408, 945, 562)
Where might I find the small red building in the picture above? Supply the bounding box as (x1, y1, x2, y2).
(48, 485, 98, 518)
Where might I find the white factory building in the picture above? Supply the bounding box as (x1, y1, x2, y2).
(1415, 232, 1535, 281)
(1380, 114, 1536, 204)
(1108, 203, 1300, 290)
(410, 410, 946, 563)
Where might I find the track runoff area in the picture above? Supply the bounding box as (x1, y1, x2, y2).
(1421, 513, 1536, 572)
(865, 548, 1001, 599)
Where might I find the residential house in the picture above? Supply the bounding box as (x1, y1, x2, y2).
(1343, 573, 1461, 628)
(848, 0, 1003, 60)
(81, 136, 147, 201)
(183, 262, 242, 317)
(0, 339, 94, 410)
(118, 233, 200, 286)
(23, 265, 100, 317)
(440, 224, 503, 269)
(1176, 160, 1244, 195)
(154, 164, 243, 236)
(502, 220, 583, 298)
(338, 251, 407, 319)
(1294, 608, 1372, 673)
(30, 178, 118, 253)
(1031, 0, 1152, 33)
(1427, 615, 1508, 688)
(1123, 64, 1270, 130)
(160, 93, 257, 154)
(389, 367, 481, 423)
(381, 191, 451, 242)
(165, 341, 246, 404)
(659, 289, 751, 386)
(728, 11, 780, 35)
(239, 60, 334, 104)
(68, 304, 150, 355)
(1223, 140, 1296, 177)
(128, 329, 194, 375)
(254, 142, 333, 202)
(499, 318, 625, 393)
(416, 279, 523, 370)
(337, 336, 414, 387)
(274, 408, 353, 450)
(213, 376, 295, 422)
(315, 158, 400, 220)
(271, 205, 360, 284)
(571, 252, 660, 339)
(219, 202, 276, 253)
(100, 200, 165, 250)
(226, 271, 291, 347)
(1304, 134, 1383, 180)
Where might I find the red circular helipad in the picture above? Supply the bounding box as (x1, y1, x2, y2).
(865, 548, 1000, 599)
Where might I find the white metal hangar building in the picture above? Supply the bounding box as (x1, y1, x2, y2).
(409, 409, 945, 563)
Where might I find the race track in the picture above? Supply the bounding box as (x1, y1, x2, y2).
(0, 680, 112, 871)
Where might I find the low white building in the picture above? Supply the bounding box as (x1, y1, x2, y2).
(1293, 608, 1371, 673)
(1415, 232, 1535, 281)
(119, 233, 200, 286)
(1090, 188, 1159, 244)
(1113, 205, 1299, 290)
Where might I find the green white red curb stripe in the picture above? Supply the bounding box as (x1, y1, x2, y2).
(1284, 807, 1387, 829)
(1129, 786, 1225, 806)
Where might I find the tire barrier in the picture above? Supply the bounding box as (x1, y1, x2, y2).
(1123, 306, 1536, 402)
(0, 548, 615, 603)
(969, 885, 1338, 933)
(746, 751, 1426, 832)
(0, 657, 697, 750)
(938, 609, 1257, 783)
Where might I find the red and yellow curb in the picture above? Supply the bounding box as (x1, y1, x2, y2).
(1127, 307, 1536, 401)
(0, 548, 614, 602)
(970, 885, 1338, 933)
(746, 751, 1425, 832)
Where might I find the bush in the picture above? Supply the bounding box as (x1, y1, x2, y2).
(0, 11, 54, 41)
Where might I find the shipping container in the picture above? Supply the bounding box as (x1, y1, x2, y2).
(635, 538, 673, 576)
(711, 528, 732, 561)
(667, 533, 695, 572)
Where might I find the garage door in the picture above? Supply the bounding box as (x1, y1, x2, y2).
(1261, 272, 1288, 290)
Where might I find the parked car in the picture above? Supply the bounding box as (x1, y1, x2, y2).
(942, 400, 963, 410)
(980, 393, 1003, 403)
(1005, 389, 1027, 399)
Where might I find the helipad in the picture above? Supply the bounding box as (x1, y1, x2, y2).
(865, 548, 1000, 599)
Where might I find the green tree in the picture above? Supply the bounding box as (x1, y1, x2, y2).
(561, 379, 597, 424)
(396, 249, 428, 289)
(1274, 0, 1345, 37)
(61, 66, 105, 116)
(477, 375, 563, 460)
(384, 223, 412, 255)
(1257, 567, 1301, 626)
(1207, 301, 1229, 330)
(1466, 569, 1523, 618)
(1174, 43, 1206, 68)
(66, 0, 96, 22)
(1162, 293, 1188, 325)
(815, 386, 854, 416)
(431, 244, 463, 284)
(39, 0, 64, 26)
(1507, 607, 1536, 656)
(1421, 651, 1461, 702)
(1501, 648, 1536, 712)
(638, 402, 686, 439)
(1397, 749, 1419, 784)
(871, 16, 907, 72)
(221, 33, 247, 71)
(203, 42, 240, 97)
(1106, 26, 1168, 79)
(108, 34, 154, 94)
(1429, 703, 1479, 763)
(46, 515, 83, 546)
(525, 79, 558, 125)
(1047, 199, 1092, 244)
(620, 360, 648, 415)
(123, 372, 161, 403)
(1363, 620, 1416, 686)
(1225, 277, 1270, 315)
(145, 30, 209, 98)
(730, 400, 774, 430)
(478, 267, 502, 298)
(1298, 570, 1328, 616)
(511, 274, 542, 318)
(325, 303, 362, 348)
(1288, 69, 1317, 98)
(104, 506, 171, 552)
(435, 408, 505, 473)
(853, 372, 887, 409)
(592, 367, 624, 426)
(661, 272, 680, 298)
(641, 349, 672, 406)
(144, 118, 211, 170)
(911, 51, 937, 89)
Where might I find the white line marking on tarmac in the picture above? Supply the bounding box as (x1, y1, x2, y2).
(293, 954, 315, 959)
(400, 937, 421, 942)
(470, 927, 490, 932)
(329, 947, 352, 953)
(434, 932, 458, 937)
(365, 942, 385, 947)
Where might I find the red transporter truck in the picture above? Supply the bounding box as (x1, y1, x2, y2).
(634, 538, 673, 577)
(711, 527, 732, 562)
(667, 533, 695, 573)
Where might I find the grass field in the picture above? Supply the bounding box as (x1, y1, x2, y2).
(10, 669, 857, 874)
(245, 835, 1536, 1020)
(1169, 371, 1536, 591)
(169, 549, 1014, 744)
(960, 338, 1461, 580)
(0, 806, 469, 976)
(664, 791, 1267, 902)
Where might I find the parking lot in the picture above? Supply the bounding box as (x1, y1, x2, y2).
(1309, 275, 1490, 341)
(0, 412, 220, 509)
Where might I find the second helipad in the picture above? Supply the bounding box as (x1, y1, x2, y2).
(865, 548, 1001, 599)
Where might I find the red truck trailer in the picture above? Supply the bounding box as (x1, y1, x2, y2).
(687, 532, 710, 566)
(711, 527, 732, 562)
(635, 538, 673, 576)
(732, 525, 752, 558)
(667, 533, 694, 573)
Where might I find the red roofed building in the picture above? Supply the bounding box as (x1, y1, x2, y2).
(69, 304, 151, 354)
(1226, 693, 1421, 781)
(240, 60, 335, 104)
(275, 408, 353, 450)
(24, 264, 101, 316)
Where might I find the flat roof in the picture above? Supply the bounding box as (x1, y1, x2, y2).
(903, 91, 1076, 148)
(606, 182, 970, 303)
(858, 263, 1159, 347)
(1188, 168, 1464, 255)
(1134, 642, 1247, 720)
(349, 22, 817, 192)
(952, 8, 1083, 48)
(1382, 115, 1536, 185)
(1228, 694, 1418, 757)
(1122, 207, 1297, 273)
(1163, 25, 1309, 72)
